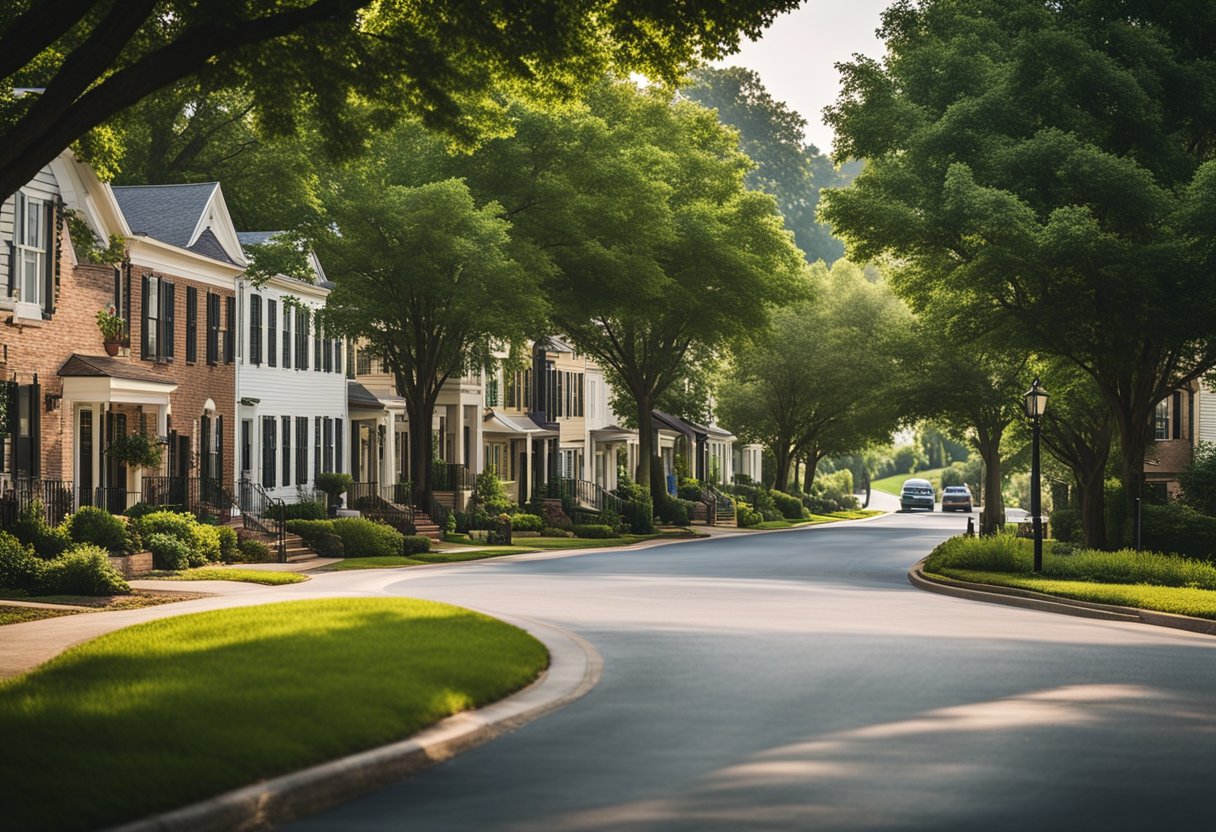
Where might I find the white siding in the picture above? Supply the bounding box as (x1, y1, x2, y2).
(1, 166, 59, 295)
(1198, 386, 1216, 445)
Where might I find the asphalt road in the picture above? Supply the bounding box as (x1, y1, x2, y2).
(290, 509, 1216, 831)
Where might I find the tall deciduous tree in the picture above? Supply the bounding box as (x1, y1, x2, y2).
(822, 0, 1216, 530)
(0, 0, 799, 202)
(315, 144, 544, 506)
(682, 66, 861, 265)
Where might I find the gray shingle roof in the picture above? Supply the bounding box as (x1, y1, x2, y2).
(58, 354, 176, 384)
(189, 227, 239, 265)
(112, 183, 218, 249)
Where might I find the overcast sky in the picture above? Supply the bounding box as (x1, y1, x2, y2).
(717, 0, 891, 155)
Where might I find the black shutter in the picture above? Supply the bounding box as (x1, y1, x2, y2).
(30, 376, 41, 479)
(186, 287, 197, 362)
(140, 273, 151, 358)
(268, 300, 277, 367)
(225, 296, 236, 363)
(162, 281, 175, 359)
(6, 240, 13, 295)
(42, 200, 57, 318)
(217, 414, 224, 487)
(249, 294, 262, 365)
(205, 292, 217, 364)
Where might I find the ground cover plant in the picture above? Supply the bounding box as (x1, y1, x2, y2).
(0, 598, 548, 831)
(0, 605, 83, 626)
(0, 589, 207, 610)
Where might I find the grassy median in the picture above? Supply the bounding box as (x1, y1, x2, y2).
(0, 598, 548, 831)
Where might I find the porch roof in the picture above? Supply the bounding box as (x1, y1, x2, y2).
(483, 410, 558, 437)
(58, 354, 177, 406)
(652, 409, 707, 441)
(590, 425, 635, 443)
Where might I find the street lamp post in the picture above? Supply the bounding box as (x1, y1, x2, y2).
(1024, 378, 1049, 573)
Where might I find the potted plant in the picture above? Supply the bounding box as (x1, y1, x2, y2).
(315, 472, 353, 516)
(96, 306, 127, 356)
(106, 432, 163, 469)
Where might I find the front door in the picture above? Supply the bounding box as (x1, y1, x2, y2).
(77, 408, 93, 506)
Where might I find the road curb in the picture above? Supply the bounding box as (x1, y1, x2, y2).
(106, 615, 602, 832)
(908, 558, 1216, 636)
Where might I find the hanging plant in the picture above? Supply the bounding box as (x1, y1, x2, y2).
(96, 305, 127, 342)
(106, 433, 162, 469)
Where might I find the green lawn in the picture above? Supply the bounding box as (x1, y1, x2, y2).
(751, 509, 884, 530)
(0, 598, 548, 831)
(927, 568, 1216, 620)
(871, 467, 950, 496)
(0, 605, 84, 626)
(148, 568, 309, 586)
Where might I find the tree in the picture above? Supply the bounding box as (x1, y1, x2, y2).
(449, 80, 806, 503)
(718, 260, 911, 492)
(314, 132, 545, 506)
(0, 0, 800, 202)
(682, 66, 861, 265)
(822, 0, 1216, 535)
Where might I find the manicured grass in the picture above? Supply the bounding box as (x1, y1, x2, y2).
(0, 589, 207, 609)
(149, 568, 310, 586)
(0, 605, 83, 626)
(871, 467, 950, 496)
(928, 568, 1216, 620)
(321, 555, 428, 570)
(0, 598, 548, 831)
(751, 509, 884, 530)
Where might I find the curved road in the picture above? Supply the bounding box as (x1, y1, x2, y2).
(289, 509, 1216, 831)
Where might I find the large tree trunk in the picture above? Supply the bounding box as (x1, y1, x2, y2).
(802, 449, 822, 493)
(1110, 406, 1151, 549)
(1078, 470, 1107, 550)
(634, 393, 664, 504)
(771, 444, 792, 494)
(975, 428, 1005, 536)
(405, 393, 434, 509)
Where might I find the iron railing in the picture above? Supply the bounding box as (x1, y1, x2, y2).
(706, 485, 735, 526)
(141, 476, 234, 523)
(426, 493, 451, 530)
(0, 478, 76, 528)
(348, 481, 416, 534)
(542, 478, 627, 515)
(432, 463, 473, 491)
(238, 479, 286, 562)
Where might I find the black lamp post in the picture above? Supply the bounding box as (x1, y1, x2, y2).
(1023, 377, 1049, 572)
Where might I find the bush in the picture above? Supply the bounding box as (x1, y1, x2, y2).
(146, 532, 191, 571)
(124, 501, 162, 519)
(401, 535, 431, 555)
(573, 524, 615, 539)
(236, 538, 272, 563)
(735, 499, 762, 528)
(940, 464, 967, 488)
(312, 532, 345, 557)
(655, 494, 692, 526)
(11, 501, 70, 558)
(1049, 508, 1083, 544)
(540, 526, 572, 538)
(216, 525, 239, 562)
(41, 545, 130, 595)
(677, 478, 705, 502)
(62, 506, 135, 555)
(510, 513, 544, 532)
(471, 466, 514, 516)
(284, 519, 335, 543)
(771, 490, 807, 520)
(135, 510, 196, 544)
(273, 500, 328, 521)
(1179, 442, 1216, 517)
(190, 523, 222, 567)
(891, 443, 927, 475)
(0, 532, 44, 592)
(332, 517, 404, 557)
(1141, 502, 1216, 562)
(538, 500, 573, 531)
(315, 472, 353, 507)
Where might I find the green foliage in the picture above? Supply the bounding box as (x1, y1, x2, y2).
(655, 495, 694, 526)
(314, 473, 352, 503)
(770, 490, 807, 520)
(146, 533, 191, 571)
(0, 533, 43, 592)
(1141, 503, 1216, 563)
(471, 466, 513, 515)
(283, 519, 334, 544)
(331, 518, 405, 558)
(540, 527, 572, 538)
(95, 306, 126, 341)
(1050, 509, 1082, 544)
(891, 444, 926, 475)
(272, 500, 328, 521)
(135, 510, 219, 567)
(105, 433, 162, 468)
(1179, 443, 1216, 518)
(677, 479, 705, 502)
(939, 465, 966, 489)
(312, 532, 345, 558)
(734, 499, 763, 528)
(236, 539, 272, 563)
(573, 524, 615, 539)
(67, 211, 125, 266)
(216, 526, 239, 563)
(401, 535, 431, 555)
(510, 514, 544, 532)
(63, 506, 134, 556)
(444, 513, 457, 534)
(40, 545, 129, 596)
(10, 501, 70, 559)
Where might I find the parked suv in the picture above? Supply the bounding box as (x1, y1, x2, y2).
(900, 478, 936, 512)
(941, 485, 973, 512)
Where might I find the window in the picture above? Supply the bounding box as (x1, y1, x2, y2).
(185, 287, 198, 362)
(206, 292, 219, 364)
(241, 419, 252, 476)
(282, 305, 292, 369)
(281, 415, 291, 486)
(13, 192, 50, 309)
(262, 416, 277, 488)
(267, 299, 277, 367)
(140, 274, 175, 361)
(1154, 400, 1170, 441)
(249, 294, 262, 365)
(296, 309, 309, 370)
(323, 335, 333, 373)
(356, 348, 371, 375)
(485, 374, 499, 407)
(576, 373, 584, 417)
(296, 417, 308, 485)
(314, 324, 323, 373)
(225, 296, 236, 363)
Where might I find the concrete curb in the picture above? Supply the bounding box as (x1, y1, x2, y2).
(908, 558, 1216, 637)
(106, 615, 603, 832)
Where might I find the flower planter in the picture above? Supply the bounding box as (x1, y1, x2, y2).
(103, 340, 122, 356)
(108, 551, 154, 578)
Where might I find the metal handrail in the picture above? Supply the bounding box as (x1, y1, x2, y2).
(0, 478, 75, 528)
(238, 479, 286, 562)
(349, 480, 416, 534)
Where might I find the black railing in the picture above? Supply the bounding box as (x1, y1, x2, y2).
(349, 481, 416, 534)
(141, 476, 234, 523)
(93, 486, 140, 515)
(238, 479, 286, 562)
(426, 493, 451, 530)
(432, 463, 473, 491)
(545, 478, 627, 515)
(0, 478, 76, 528)
(707, 485, 735, 526)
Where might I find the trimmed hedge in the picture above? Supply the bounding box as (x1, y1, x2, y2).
(272, 500, 328, 521)
(286, 518, 405, 557)
(147, 533, 191, 571)
(1141, 502, 1216, 563)
(771, 490, 807, 520)
(573, 524, 615, 539)
(10, 501, 70, 558)
(510, 513, 544, 532)
(402, 535, 431, 555)
(63, 506, 136, 556)
(0, 532, 43, 592)
(237, 539, 272, 563)
(1049, 508, 1082, 544)
(41, 546, 129, 596)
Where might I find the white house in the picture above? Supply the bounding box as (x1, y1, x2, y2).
(235, 232, 349, 502)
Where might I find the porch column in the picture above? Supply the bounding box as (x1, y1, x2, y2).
(471, 406, 484, 475)
(384, 413, 397, 484)
(452, 403, 465, 467)
(92, 403, 103, 506)
(525, 433, 533, 502)
(584, 428, 594, 482)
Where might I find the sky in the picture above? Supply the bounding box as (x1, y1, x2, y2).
(717, 0, 891, 155)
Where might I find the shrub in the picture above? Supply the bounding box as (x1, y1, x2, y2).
(940, 465, 967, 488)
(273, 500, 328, 521)
(656, 494, 695, 526)
(0, 532, 44, 592)
(237, 538, 272, 563)
(315, 472, 353, 507)
(444, 513, 457, 534)
(284, 519, 335, 543)
(11, 501, 70, 559)
(1049, 508, 1082, 544)
(891, 443, 927, 474)
(190, 524, 222, 567)
(538, 500, 573, 531)
(470, 466, 513, 515)
(540, 526, 572, 538)
(573, 524, 615, 539)
(771, 490, 807, 520)
(332, 517, 404, 557)
(1179, 442, 1216, 517)
(619, 495, 655, 534)
(146, 533, 191, 571)
(135, 510, 196, 544)
(62, 506, 135, 555)
(735, 499, 762, 528)
(216, 525, 239, 562)
(401, 535, 431, 555)
(677, 478, 705, 502)
(1141, 502, 1216, 562)
(312, 532, 345, 557)
(124, 501, 162, 519)
(40, 545, 129, 595)
(510, 513, 544, 532)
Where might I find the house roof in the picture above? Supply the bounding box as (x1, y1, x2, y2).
(112, 183, 218, 248)
(483, 410, 558, 437)
(237, 231, 278, 247)
(238, 229, 331, 287)
(57, 354, 176, 385)
(590, 426, 635, 443)
(347, 381, 384, 409)
(652, 410, 708, 440)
